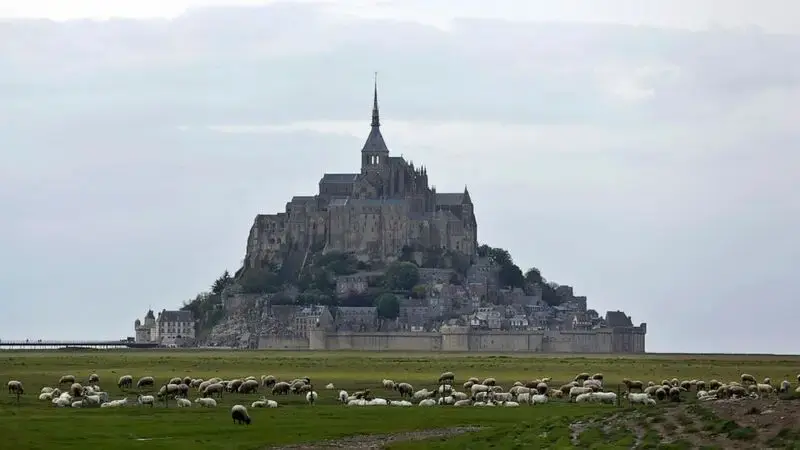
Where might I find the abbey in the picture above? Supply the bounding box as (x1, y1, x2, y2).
(245, 82, 478, 269)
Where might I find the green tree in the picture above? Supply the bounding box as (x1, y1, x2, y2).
(375, 293, 400, 321)
(411, 284, 428, 299)
(239, 268, 282, 294)
(211, 270, 233, 295)
(385, 262, 420, 291)
(524, 267, 543, 285)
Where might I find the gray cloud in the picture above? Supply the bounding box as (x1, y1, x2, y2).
(0, 3, 797, 353)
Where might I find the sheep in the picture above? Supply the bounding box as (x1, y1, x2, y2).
(137, 395, 155, 407)
(59, 375, 76, 385)
(492, 392, 513, 402)
(82, 395, 102, 407)
(438, 395, 455, 405)
(591, 373, 604, 382)
(591, 392, 617, 404)
(272, 381, 291, 395)
(709, 379, 722, 390)
(574, 373, 591, 382)
(368, 398, 388, 406)
(251, 400, 267, 408)
(655, 388, 667, 401)
(482, 378, 496, 386)
(668, 387, 682, 402)
(569, 386, 592, 401)
(306, 390, 318, 405)
(624, 392, 654, 405)
(261, 375, 276, 388)
(338, 390, 349, 403)
(503, 401, 520, 407)
(463, 380, 474, 390)
(176, 398, 192, 407)
(69, 383, 84, 397)
(779, 380, 791, 393)
(412, 389, 432, 400)
(392, 400, 412, 406)
(182, 377, 192, 386)
(531, 394, 548, 405)
(470, 384, 490, 395)
(71, 400, 84, 408)
(324, 383, 335, 390)
(517, 392, 531, 404)
(740, 374, 756, 385)
(195, 397, 217, 407)
(39, 392, 53, 401)
(136, 376, 155, 390)
(347, 399, 367, 407)
(382, 379, 395, 390)
(536, 382, 549, 395)
(7, 380, 23, 395)
(622, 379, 644, 392)
(453, 392, 469, 401)
(559, 382, 578, 394)
(679, 380, 691, 391)
(395, 382, 414, 398)
(238, 380, 260, 394)
(583, 379, 602, 391)
(753, 383, 774, 395)
(418, 398, 436, 406)
(438, 384, 453, 396)
(438, 371, 455, 384)
(763, 377, 772, 386)
(575, 393, 593, 403)
(117, 375, 133, 389)
(231, 405, 251, 425)
(203, 383, 225, 398)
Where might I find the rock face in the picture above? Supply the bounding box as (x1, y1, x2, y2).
(204, 296, 294, 348)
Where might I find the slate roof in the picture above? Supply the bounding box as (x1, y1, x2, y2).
(157, 310, 194, 323)
(436, 193, 465, 205)
(362, 127, 389, 153)
(605, 310, 633, 327)
(321, 173, 359, 184)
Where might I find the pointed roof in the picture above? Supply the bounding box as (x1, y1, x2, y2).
(462, 185, 472, 204)
(362, 73, 389, 154)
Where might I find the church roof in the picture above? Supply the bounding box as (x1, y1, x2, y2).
(605, 310, 633, 327)
(361, 76, 389, 154)
(436, 193, 467, 205)
(321, 173, 359, 184)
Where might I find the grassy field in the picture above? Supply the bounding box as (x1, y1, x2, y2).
(1, 350, 800, 449)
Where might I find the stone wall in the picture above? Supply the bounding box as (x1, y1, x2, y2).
(260, 325, 646, 353)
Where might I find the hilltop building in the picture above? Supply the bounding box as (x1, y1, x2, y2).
(134, 309, 196, 345)
(245, 80, 478, 269)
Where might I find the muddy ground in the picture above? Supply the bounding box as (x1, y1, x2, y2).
(264, 426, 481, 449)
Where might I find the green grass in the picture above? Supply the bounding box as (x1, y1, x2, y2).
(2, 350, 800, 449)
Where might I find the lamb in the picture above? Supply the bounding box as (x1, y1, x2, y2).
(137, 395, 155, 407)
(306, 390, 318, 405)
(116, 375, 133, 390)
(575, 392, 593, 403)
(59, 375, 76, 385)
(395, 382, 414, 398)
(231, 405, 251, 425)
(136, 376, 155, 390)
(176, 398, 192, 407)
(7, 380, 23, 395)
(740, 374, 756, 385)
(438, 371, 455, 384)
(195, 397, 217, 407)
(382, 379, 395, 389)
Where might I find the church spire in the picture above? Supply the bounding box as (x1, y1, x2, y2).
(371, 72, 380, 128)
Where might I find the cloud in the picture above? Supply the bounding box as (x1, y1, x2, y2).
(0, 4, 797, 353)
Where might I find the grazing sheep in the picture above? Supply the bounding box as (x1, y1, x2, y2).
(228, 379, 244, 393)
(39, 392, 53, 401)
(622, 379, 644, 392)
(231, 405, 251, 425)
(395, 382, 414, 398)
(7, 380, 24, 395)
(590, 392, 617, 404)
(574, 373, 591, 382)
(238, 380, 260, 394)
(536, 382, 549, 395)
(591, 373, 604, 381)
(569, 386, 592, 401)
(338, 390, 349, 403)
(779, 380, 791, 393)
(203, 383, 225, 398)
(624, 392, 654, 405)
(531, 394, 548, 405)
(753, 383, 774, 395)
(306, 390, 318, 405)
(88, 374, 100, 384)
(137, 395, 155, 407)
(117, 375, 133, 389)
(382, 379, 395, 390)
(655, 388, 667, 401)
(325, 383, 335, 390)
(463, 381, 474, 390)
(59, 375, 76, 385)
(741, 374, 756, 385)
(438, 372, 455, 384)
(136, 376, 155, 390)
(668, 387, 682, 402)
(271, 382, 291, 395)
(182, 377, 192, 386)
(261, 375, 276, 388)
(176, 398, 192, 407)
(482, 378, 496, 386)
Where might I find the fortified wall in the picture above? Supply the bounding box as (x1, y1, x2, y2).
(259, 324, 647, 353)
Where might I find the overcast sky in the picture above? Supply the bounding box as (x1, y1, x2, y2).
(1, 1, 798, 353)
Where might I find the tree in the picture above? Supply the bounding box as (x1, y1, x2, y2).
(239, 268, 282, 294)
(375, 293, 400, 321)
(384, 262, 420, 291)
(524, 267, 543, 285)
(211, 270, 233, 295)
(411, 284, 428, 299)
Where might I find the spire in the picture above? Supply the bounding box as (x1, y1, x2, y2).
(371, 72, 380, 128)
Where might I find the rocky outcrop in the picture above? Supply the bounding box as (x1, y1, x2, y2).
(204, 296, 298, 347)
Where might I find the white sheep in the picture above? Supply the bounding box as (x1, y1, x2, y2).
(325, 383, 335, 390)
(368, 398, 388, 406)
(118, 375, 133, 389)
(338, 390, 349, 403)
(7, 380, 24, 395)
(306, 390, 318, 405)
(137, 395, 155, 407)
(590, 392, 617, 404)
(53, 397, 71, 407)
(39, 392, 53, 401)
(569, 386, 592, 401)
(176, 398, 192, 407)
(82, 395, 101, 407)
(454, 399, 472, 407)
(575, 393, 593, 403)
(418, 398, 436, 406)
(382, 379, 395, 389)
(625, 392, 654, 406)
(438, 395, 455, 405)
(194, 397, 217, 408)
(531, 394, 548, 405)
(392, 400, 412, 406)
(265, 399, 278, 408)
(40, 387, 54, 394)
(779, 380, 791, 393)
(503, 401, 520, 407)
(516, 392, 531, 404)
(71, 400, 83, 408)
(347, 398, 367, 406)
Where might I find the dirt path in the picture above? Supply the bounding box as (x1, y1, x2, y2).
(264, 426, 482, 450)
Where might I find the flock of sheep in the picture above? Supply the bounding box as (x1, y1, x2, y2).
(7, 370, 800, 426)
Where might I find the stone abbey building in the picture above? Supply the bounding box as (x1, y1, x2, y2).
(245, 82, 478, 268)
